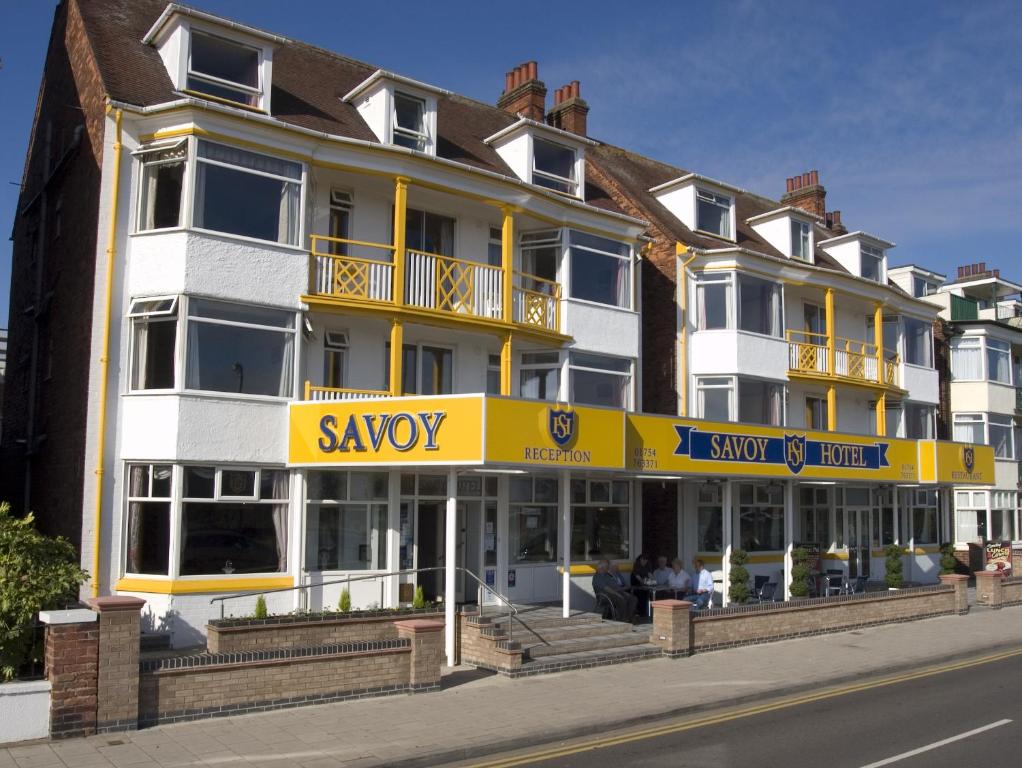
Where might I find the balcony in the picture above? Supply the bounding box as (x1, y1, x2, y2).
(303, 383, 390, 401)
(307, 235, 562, 335)
(786, 330, 900, 388)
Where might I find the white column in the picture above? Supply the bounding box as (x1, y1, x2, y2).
(561, 469, 571, 618)
(783, 481, 795, 601)
(633, 480, 643, 562)
(291, 470, 306, 613)
(721, 480, 733, 607)
(445, 468, 457, 667)
(387, 471, 402, 608)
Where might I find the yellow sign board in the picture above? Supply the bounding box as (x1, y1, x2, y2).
(484, 399, 625, 469)
(918, 440, 994, 485)
(288, 396, 484, 465)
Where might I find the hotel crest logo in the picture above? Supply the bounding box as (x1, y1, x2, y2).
(547, 406, 577, 448)
(962, 445, 976, 474)
(784, 433, 807, 474)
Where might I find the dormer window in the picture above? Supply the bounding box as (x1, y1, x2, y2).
(393, 92, 428, 151)
(791, 219, 811, 261)
(187, 31, 261, 107)
(861, 243, 883, 281)
(696, 188, 732, 238)
(532, 138, 578, 195)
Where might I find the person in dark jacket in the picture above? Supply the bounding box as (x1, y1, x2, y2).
(592, 559, 637, 621)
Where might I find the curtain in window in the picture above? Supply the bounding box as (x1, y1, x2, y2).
(271, 472, 289, 572)
(278, 332, 294, 397)
(769, 385, 782, 426)
(126, 468, 146, 573)
(279, 182, 300, 246)
(697, 285, 707, 329)
(951, 344, 982, 380)
(988, 344, 1011, 383)
(615, 260, 629, 309)
(132, 320, 149, 389)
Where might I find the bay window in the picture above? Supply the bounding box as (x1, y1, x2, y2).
(568, 231, 630, 308)
(571, 479, 630, 560)
(738, 378, 783, 426)
(520, 230, 560, 284)
(903, 317, 933, 367)
(738, 274, 781, 336)
(696, 273, 731, 330)
(194, 141, 302, 246)
(987, 339, 1011, 384)
(991, 491, 1017, 542)
(955, 490, 987, 543)
(305, 471, 388, 571)
(532, 138, 577, 196)
(569, 352, 631, 409)
(696, 188, 732, 238)
(128, 297, 177, 391)
(509, 476, 559, 564)
(989, 415, 1014, 458)
(125, 464, 172, 575)
(187, 31, 261, 107)
(696, 376, 732, 421)
(136, 141, 186, 231)
(953, 413, 984, 444)
(520, 351, 560, 401)
(951, 336, 982, 380)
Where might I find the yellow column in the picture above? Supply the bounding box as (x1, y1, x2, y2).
(876, 392, 887, 437)
(827, 385, 837, 432)
(873, 302, 884, 384)
(501, 206, 515, 324)
(392, 177, 409, 307)
(501, 332, 513, 396)
(389, 319, 404, 396)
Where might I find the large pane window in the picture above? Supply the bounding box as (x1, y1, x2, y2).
(571, 479, 630, 560)
(187, 31, 260, 106)
(738, 274, 781, 336)
(128, 297, 178, 391)
(991, 491, 1016, 542)
(989, 415, 1014, 459)
(696, 188, 731, 238)
(697, 377, 732, 421)
(738, 483, 784, 551)
(125, 464, 172, 575)
(697, 484, 723, 552)
(194, 141, 302, 245)
(180, 466, 289, 575)
(405, 208, 454, 256)
(569, 352, 631, 409)
(951, 337, 982, 380)
(912, 490, 938, 545)
(136, 141, 186, 231)
(799, 486, 831, 546)
(532, 138, 577, 195)
(305, 471, 388, 571)
(323, 330, 347, 389)
(860, 244, 883, 282)
(509, 476, 559, 564)
(805, 396, 828, 431)
(904, 403, 935, 440)
(696, 274, 731, 330)
(328, 189, 353, 256)
(953, 413, 984, 444)
(738, 378, 783, 426)
(393, 92, 428, 151)
(520, 351, 560, 401)
(903, 317, 933, 368)
(955, 490, 987, 543)
(568, 231, 630, 308)
(987, 339, 1011, 384)
(520, 230, 560, 284)
(384, 343, 453, 395)
(185, 299, 295, 397)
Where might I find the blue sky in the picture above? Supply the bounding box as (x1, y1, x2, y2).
(2, 0, 1020, 324)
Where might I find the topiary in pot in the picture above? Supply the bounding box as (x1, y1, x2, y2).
(338, 588, 351, 613)
(789, 547, 812, 598)
(412, 585, 426, 609)
(884, 544, 904, 589)
(728, 548, 750, 604)
(254, 595, 268, 619)
(939, 543, 958, 575)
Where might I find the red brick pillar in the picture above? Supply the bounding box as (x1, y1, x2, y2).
(39, 608, 99, 739)
(89, 596, 145, 732)
(395, 619, 444, 689)
(975, 572, 1004, 609)
(939, 573, 970, 615)
(651, 599, 693, 658)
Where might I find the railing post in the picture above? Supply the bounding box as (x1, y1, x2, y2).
(873, 302, 884, 385)
(392, 177, 409, 307)
(501, 331, 513, 397)
(303, 380, 311, 401)
(825, 288, 836, 376)
(389, 319, 404, 396)
(501, 206, 515, 324)
(876, 392, 887, 437)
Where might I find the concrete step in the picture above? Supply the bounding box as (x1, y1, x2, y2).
(479, 608, 604, 633)
(506, 620, 633, 645)
(524, 629, 651, 660)
(513, 643, 662, 677)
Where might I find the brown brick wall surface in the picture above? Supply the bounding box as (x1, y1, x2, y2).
(92, 598, 144, 731)
(1000, 577, 1022, 606)
(206, 612, 445, 653)
(458, 611, 523, 673)
(45, 621, 99, 738)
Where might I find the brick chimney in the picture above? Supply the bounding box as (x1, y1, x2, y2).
(825, 210, 848, 236)
(782, 169, 826, 218)
(497, 61, 546, 122)
(547, 80, 589, 136)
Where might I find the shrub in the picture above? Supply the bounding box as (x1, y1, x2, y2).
(940, 543, 958, 575)
(884, 544, 904, 588)
(253, 595, 268, 619)
(789, 547, 812, 598)
(0, 503, 88, 681)
(728, 548, 750, 604)
(412, 585, 426, 609)
(338, 588, 351, 613)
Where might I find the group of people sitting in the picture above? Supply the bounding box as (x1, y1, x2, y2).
(592, 554, 714, 622)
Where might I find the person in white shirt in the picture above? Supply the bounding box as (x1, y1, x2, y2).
(666, 558, 692, 594)
(691, 558, 714, 610)
(652, 555, 672, 599)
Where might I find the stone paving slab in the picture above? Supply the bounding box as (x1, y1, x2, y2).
(6, 606, 1022, 767)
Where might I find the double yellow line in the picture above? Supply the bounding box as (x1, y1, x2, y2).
(461, 646, 1022, 768)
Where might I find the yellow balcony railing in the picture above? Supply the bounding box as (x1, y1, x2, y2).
(303, 382, 390, 401)
(404, 249, 504, 320)
(786, 330, 900, 387)
(310, 235, 395, 303)
(512, 271, 561, 333)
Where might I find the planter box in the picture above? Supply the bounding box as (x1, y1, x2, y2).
(0, 680, 51, 744)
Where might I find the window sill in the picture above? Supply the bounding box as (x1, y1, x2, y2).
(563, 297, 637, 314)
(693, 228, 737, 244)
(123, 390, 292, 405)
(130, 227, 189, 239)
(189, 227, 307, 254)
(902, 362, 937, 372)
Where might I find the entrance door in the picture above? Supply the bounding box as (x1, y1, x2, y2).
(417, 502, 445, 602)
(847, 506, 871, 579)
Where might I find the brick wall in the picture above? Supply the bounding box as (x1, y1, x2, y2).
(206, 610, 444, 653)
(459, 609, 523, 674)
(91, 596, 144, 732)
(44, 619, 99, 738)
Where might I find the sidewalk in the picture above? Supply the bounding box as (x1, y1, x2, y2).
(3, 605, 1021, 768)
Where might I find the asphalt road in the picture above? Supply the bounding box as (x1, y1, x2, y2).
(448, 648, 1022, 768)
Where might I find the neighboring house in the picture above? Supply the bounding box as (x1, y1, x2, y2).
(0, 0, 990, 647)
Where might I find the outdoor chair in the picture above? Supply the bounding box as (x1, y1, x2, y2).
(594, 591, 620, 621)
(847, 576, 867, 595)
(748, 575, 769, 602)
(754, 581, 778, 602)
(823, 573, 844, 597)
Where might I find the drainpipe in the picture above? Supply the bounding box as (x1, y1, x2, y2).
(677, 244, 698, 416)
(91, 106, 123, 597)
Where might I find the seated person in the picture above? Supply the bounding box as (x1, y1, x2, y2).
(631, 553, 653, 585)
(592, 559, 637, 622)
(608, 562, 628, 589)
(667, 558, 692, 595)
(689, 558, 714, 610)
(652, 555, 673, 599)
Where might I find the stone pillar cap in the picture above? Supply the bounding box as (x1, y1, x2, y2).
(39, 608, 97, 625)
(651, 599, 693, 609)
(394, 619, 444, 632)
(88, 596, 147, 612)
(938, 573, 969, 581)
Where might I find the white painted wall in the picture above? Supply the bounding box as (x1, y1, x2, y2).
(950, 381, 1017, 415)
(0, 681, 50, 745)
(353, 81, 390, 145)
(750, 215, 791, 258)
(490, 131, 531, 185)
(902, 365, 939, 405)
(689, 330, 788, 381)
(563, 300, 640, 360)
(653, 185, 696, 232)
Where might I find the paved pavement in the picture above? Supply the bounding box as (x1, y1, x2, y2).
(4, 605, 1022, 768)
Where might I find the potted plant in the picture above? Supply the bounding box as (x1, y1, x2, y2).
(253, 595, 268, 619)
(789, 547, 811, 598)
(728, 548, 750, 604)
(884, 544, 904, 589)
(412, 585, 426, 609)
(338, 588, 351, 613)
(939, 542, 958, 575)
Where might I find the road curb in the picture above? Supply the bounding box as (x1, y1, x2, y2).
(381, 637, 1022, 768)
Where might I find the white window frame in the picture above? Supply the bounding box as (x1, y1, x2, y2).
(790, 218, 812, 261)
(566, 230, 632, 310)
(696, 375, 735, 422)
(486, 353, 502, 395)
(520, 351, 562, 401)
(127, 295, 180, 393)
(987, 338, 1012, 385)
(737, 273, 783, 338)
(696, 187, 733, 239)
(902, 316, 934, 369)
(694, 272, 733, 330)
(323, 330, 348, 389)
(805, 394, 828, 431)
(951, 336, 983, 381)
(186, 29, 263, 108)
(532, 137, 579, 197)
(392, 91, 430, 152)
(134, 139, 188, 232)
(860, 243, 884, 282)
(568, 352, 633, 410)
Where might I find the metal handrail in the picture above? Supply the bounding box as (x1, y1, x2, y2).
(209, 566, 519, 642)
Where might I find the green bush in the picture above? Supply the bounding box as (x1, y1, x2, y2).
(940, 543, 958, 575)
(253, 595, 268, 619)
(789, 547, 812, 598)
(0, 503, 88, 681)
(884, 544, 904, 589)
(338, 588, 351, 613)
(412, 585, 426, 609)
(728, 548, 750, 604)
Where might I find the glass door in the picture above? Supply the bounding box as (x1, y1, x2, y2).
(847, 507, 871, 579)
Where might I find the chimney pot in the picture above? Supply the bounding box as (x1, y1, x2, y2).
(833, 210, 841, 225)
(786, 178, 794, 192)
(801, 172, 811, 187)
(571, 80, 580, 98)
(505, 72, 514, 93)
(957, 266, 964, 278)
(810, 170, 819, 186)
(979, 261, 987, 273)
(995, 269, 1000, 278)
(527, 61, 537, 81)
